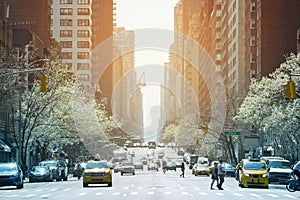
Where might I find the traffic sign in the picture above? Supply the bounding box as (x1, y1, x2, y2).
(224, 131, 241, 135)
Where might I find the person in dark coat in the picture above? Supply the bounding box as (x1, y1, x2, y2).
(180, 162, 185, 178)
(210, 161, 219, 189)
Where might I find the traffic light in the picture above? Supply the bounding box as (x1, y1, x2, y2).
(40, 75, 46, 92)
(283, 80, 296, 99)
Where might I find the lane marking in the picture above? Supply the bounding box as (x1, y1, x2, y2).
(96, 192, 103, 196)
(266, 193, 279, 198)
(24, 194, 35, 198)
(250, 193, 263, 199)
(216, 192, 224, 196)
(284, 194, 297, 199)
(165, 192, 172, 195)
(78, 193, 86, 196)
(147, 192, 155, 195)
(198, 192, 208, 196)
(112, 192, 120, 196)
(233, 193, 243, 196)
(131, 192, 138, 195)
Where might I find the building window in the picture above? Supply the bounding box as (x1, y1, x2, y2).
(78, 74, 89, 81)
(60, 19, 72, 26)
(250, 36, 256, 46)
(61, 52, 72, 59)
(78, 8, 89, 15)
(78, 30, 90, 37)
(78, 41, 90, 48)
(60, 0, 72, 4)
(77, 63, 89, 70)
(64, 63, 73, 70)
(60, 41, 72, 48)
(60, 30, 72, 37)
(60, 8, 73, 15)
(78, 0, 90, 4)
(78, 19, 90, 26)
(77, 52, 89, 59)
(250, 19, 255, 29)
(250, 53, 256, 63)
(250, 2, 256, 12)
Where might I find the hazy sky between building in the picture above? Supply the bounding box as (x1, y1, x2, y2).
(116, 0, 178, 138)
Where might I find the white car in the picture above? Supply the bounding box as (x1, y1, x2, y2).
(268, 159, 292, 183)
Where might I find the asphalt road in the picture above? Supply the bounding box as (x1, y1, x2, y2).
(0, 147, 299, 200)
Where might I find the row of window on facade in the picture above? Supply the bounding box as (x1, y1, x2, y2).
(59, 19, 90, 26)
(58, 8, 90, 16)
(64, 63, 90, 71)
(59, 30, 90, 37)
(60, 41, 90, 48)
(61, 52, 89, 59)
(60, 0, 90, 5)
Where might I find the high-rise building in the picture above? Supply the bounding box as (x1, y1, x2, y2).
(51, 0, 114, 113)
(51, 0, 93, 91)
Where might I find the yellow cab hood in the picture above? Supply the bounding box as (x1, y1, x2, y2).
(243, 169, 268, 174)
(84, 168, 110, 173)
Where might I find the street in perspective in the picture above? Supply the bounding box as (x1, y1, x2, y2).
(0, 0, 300, 200)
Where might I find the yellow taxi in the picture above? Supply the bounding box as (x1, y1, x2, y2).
(237, 158, 269, 189)
(195, 164, 210, 176)
(82, 160, 112, 187)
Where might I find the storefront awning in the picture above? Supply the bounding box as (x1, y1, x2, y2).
(0, 139, 11, 152)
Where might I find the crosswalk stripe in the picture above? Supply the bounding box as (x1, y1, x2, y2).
(284, 194, 297, 199)
(233, 193, 243, 196)
(250, 193, 263, 199)
(147, 192, 155, 195)
(198, 192, 208, 196)
(266, 193, 279, 198)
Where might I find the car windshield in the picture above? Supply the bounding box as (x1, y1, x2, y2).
(32, 166, 47, 172)
(269, 161, 290, 169)
(121, 162, 133, 166)
(0, 163, 17, 172)
(86, 162, 108, 169)
(244, 162, 266, 170)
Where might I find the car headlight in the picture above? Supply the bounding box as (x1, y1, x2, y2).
(262, 173, 268, 178)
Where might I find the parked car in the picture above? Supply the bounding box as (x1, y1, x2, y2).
(0, 162, 24, 189)
(29, 166, 53, 182)
(120, 161, 135, 176)
(82, 160, 112, 187)
(237, 158, 269, 189)
(267, 159, 292, 183)
(39, 160, 68, 181)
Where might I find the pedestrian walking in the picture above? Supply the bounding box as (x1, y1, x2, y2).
(209, 161, 219, 190)
(217, 160, 225, 190)
(180, 162, 185, 178)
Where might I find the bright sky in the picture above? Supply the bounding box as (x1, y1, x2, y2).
(116, 0, 178, 140)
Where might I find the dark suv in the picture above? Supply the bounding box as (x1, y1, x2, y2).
(0, 162, 24, 189)
(39, 160, 68, 181)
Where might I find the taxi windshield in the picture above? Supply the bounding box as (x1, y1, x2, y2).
(244, 162, 266, 170)
(86, 162, 108, 169)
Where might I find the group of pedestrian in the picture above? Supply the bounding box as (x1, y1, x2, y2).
(210, 160, 225, 190)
